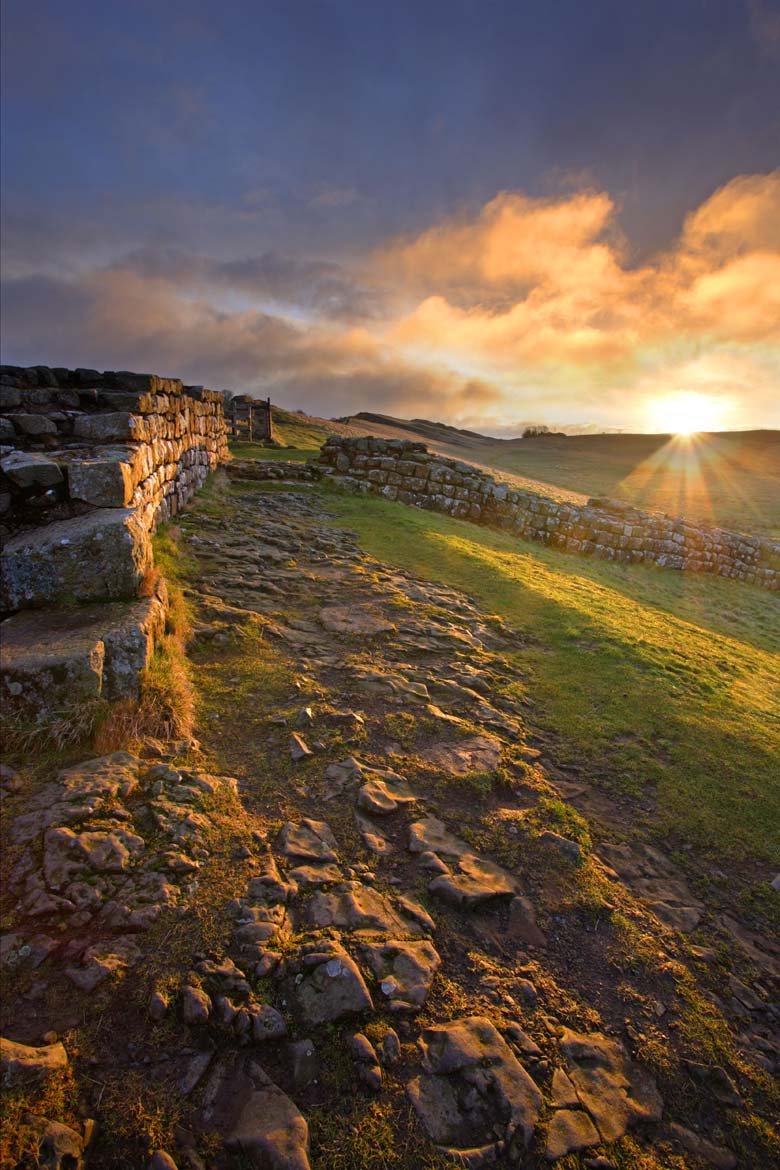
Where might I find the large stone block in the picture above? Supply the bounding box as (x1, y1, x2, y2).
(73, 413, 141, 443)
(1, 450, 64, 491)
(0, 589, 168, 717)
(63, 447, 140, 507)
(11, 413, 58, 436)
(0, 508, 152, 610)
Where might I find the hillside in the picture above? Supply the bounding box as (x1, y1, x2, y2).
(257, 408, 780, 539)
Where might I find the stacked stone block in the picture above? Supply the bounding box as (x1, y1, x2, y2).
(320, 436, 780, 592)
(0, 365, 229, 716)
(0, 366, 229, 538)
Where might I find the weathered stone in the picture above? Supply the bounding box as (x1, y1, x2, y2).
(408, 816, 471, 858)
(278, 819, 338, 862)
(306, 881, 426, 935)
(559, 1028, 663, 1142)
(668, 1122, 737, 1169)
(319, 605, 396, 636)
(550, 1068, 579, 1107)
(429, 852, 518, 909)
(291, 943, 373, 1026)
(148, 991, 169, 1022)
(73, 412, 140, 443)
(226, 1061, 311, 1170)
(419, 735, 502, 775)
(0, 1037, 68, 1086)
(65, 447, 138, 506)
(0, 508, 153, 609)
(1, 450, 63, 491)
(0, 591, 166, 715)
(361, 939, 441, 1012)
(545, 1109, 600, 1160)
(25, 1115, 84, 1170)
(357, 773, 417, 815)
(407, 1017, 542, 1161)
(43, 824, 144, 888)
(11, 413, 58, 436)
(182, 985, 212, 1024)
(65, 939, 141, 990)
(251, 1004, 287, 1041)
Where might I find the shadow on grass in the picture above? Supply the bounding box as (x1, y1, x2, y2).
(324, 488, 780, 864)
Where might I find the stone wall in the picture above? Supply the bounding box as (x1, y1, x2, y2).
(0, 364, 229, 716)
(0, 365, 229, 539)
(320, 436, 780, 591)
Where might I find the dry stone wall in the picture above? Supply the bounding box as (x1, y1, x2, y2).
(0, 365, 228, 539)
(0, 364, 229, 716)
(320, 436, 780, 591)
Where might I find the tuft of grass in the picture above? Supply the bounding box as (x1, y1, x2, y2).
(0, 698, 107, 755)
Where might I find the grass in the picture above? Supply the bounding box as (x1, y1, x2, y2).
(323, 484, 780, 866)
(228, 441, 318, 461)
(434, 430, 780, 538)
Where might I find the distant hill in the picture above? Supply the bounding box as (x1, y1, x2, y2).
(262, 405, 780, 538)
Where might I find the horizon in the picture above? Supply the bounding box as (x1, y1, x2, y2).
(1, 1, 779, 431)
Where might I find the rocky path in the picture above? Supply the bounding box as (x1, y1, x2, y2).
(1, 475, 777, 1170)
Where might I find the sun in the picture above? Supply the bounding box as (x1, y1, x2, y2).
(647, 391, 726, 436)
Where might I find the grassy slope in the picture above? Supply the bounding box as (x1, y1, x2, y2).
(465, 431, 780, 538)
(323, 484, 780, 867)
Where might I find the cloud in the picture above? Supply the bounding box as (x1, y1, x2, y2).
(0, 267, 501, 422)
(110, 247, 385, 321)
(748, 0, 780, 60)
(1, 172, 778, 430)
(375, 172, 780, 423)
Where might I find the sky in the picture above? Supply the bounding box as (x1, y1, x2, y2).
(1, 0, 779, 434)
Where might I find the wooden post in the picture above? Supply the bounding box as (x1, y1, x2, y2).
(248, 401, 254, 441)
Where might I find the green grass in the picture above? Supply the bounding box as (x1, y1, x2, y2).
(323, 485, 780, 865)
(228, 441, 318, 461)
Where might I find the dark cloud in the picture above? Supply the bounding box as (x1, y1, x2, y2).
(110, 248, 386, 321)
(0, 267, 500, 422)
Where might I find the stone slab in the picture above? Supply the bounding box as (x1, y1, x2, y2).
(0, 590, 167, 715)
(0, 507, 152, 609)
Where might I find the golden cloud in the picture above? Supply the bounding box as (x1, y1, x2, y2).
(376, 171, 780, 418)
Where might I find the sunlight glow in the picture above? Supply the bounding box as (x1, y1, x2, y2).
(646, 391, 729, 436)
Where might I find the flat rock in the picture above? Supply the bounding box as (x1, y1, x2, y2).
(278, 819, 338, 863)
(419, 735, 502, 775)
(354, 811, 393, 856)
(357, 774, 417, 815)
(361, 939, 441, 1012)
(545, 1109, 601, 1160)
(225, 1061, 311, 1170)
(305, 881, 426, 935)
(668, 1122, 737, 1169)
(1, 450, 63, 490)
(0, 593, 166, 715)
(550, 1068, 579, 1108)
(559, 1028, 663, 1143)
(407, 1016, 542, 1162)
(429, 853, 518, 910)
(0, 507, 152, 609)
(291, 944, 373, 1026)
(319, 605, 396, 636)
(408, 816, 470, 858)
(0, 1037, 68, 1086)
